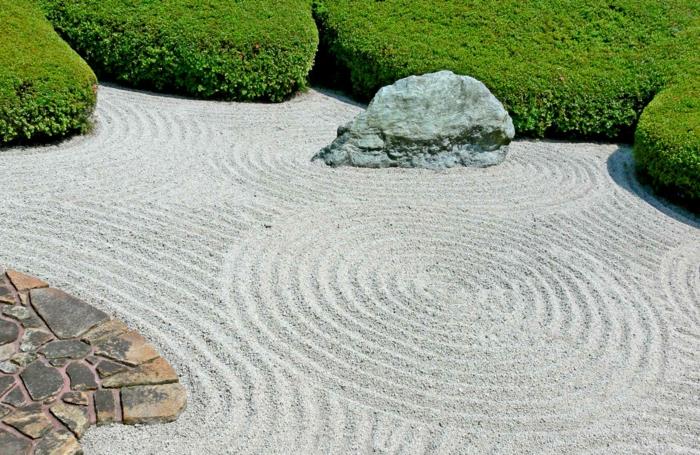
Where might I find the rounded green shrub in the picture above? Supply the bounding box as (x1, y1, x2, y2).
(313, 0, 699, 141)
(634, 78, 700, 205)
(40, 0, 319, 102)
(0, 0, 96, 146)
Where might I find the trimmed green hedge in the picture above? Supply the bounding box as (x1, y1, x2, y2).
(0, 0, 96, 145)
(634, 78, 700, 204)
(39, 0, 319, 102)
(313, 0, 699, 141)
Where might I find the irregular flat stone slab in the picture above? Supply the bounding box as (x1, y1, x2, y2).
(30, 288, 109, 339)
(66, 362, 98, 391)
(11, 352, 37, 368)
(6, 270, 49, 292)
(0, 360, 18, 374)
(20, 328, 53, 352)
(94, 389, 118, 425)
(34, 428, 82, 455)
(0, 343, 14, 361)
(93, 330, 159, 366)
(39, 340, 91, 360)
(0, 428, 32, 454)
(0, 403, 11, 419)
(95, 359, 127, 378)
(62, 391, 89, 406)
(20, 360, 64, 401)
(3, 403, 52, 439)
(121, 383, 187, 424)
(1, 385, 25, 407)
(0, 319, 19, 345)
(101, 357, 177, 388)
(50, 402, 90, 438)
(82, 319, 129, 344)
(0, 277, 17, 306)
(0, 375, 14, 396)
(2, 306, 43, 329)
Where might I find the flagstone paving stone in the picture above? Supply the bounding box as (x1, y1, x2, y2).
(33, 428, 81, 455)
(0, 428, 32, 454)
(5, 271, 48, 293)
(19, 330, 53, 353)
(31, 289, 109, 340)
(20, 361, 63, 402)
(3, 404, 52, 439)
(65, 363, 97, 391)
(39, 340, 90, 360)
(0, 320, 19, 345)
(61, 392, 88, 407)
(0, 269, 186, 454)
(50, 402, 90, 438)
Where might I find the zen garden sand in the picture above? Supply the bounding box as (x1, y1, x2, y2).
(0, 85, 698, 454)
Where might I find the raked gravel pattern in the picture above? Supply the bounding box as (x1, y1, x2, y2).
(0, 85, 699, 454)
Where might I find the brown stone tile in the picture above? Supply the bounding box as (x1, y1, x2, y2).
(2, 403, 52, 439)
(94, 389, 118, 425)
(61, 391, 89, 406)
(34, 428, 82, 455)
(50, 402, 90, 438)
(81, 319, 129, 344)
(6, 270, 49, 292)
(101, 357, 177, 388)
(121, 383, 186, 425)
(0, 293, 15, 305)
(93, 330, 158, 366)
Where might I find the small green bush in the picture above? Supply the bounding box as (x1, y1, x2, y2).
(40, 0, 319, 102)
(0, 0, 96, 146)
(313, 0, 699, 141)
(634, 78, 700, 205)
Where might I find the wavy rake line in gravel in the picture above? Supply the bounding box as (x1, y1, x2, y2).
(0, 269, 186, 454)
(222, 206, 664, 427)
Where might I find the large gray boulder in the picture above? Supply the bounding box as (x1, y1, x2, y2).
(313, 71, 515, 169)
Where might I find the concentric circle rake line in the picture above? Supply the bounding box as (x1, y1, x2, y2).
(220, 203, 667, 431)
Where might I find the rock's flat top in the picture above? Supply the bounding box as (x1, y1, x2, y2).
(0, 269, 186, 454)
(314, 70, 515, 168)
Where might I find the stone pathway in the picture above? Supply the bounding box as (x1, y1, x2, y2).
(0, 268, 186, 454)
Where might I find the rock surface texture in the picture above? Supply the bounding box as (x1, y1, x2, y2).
(313, 70, 515, 168)
(0, 268, 186, 454)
